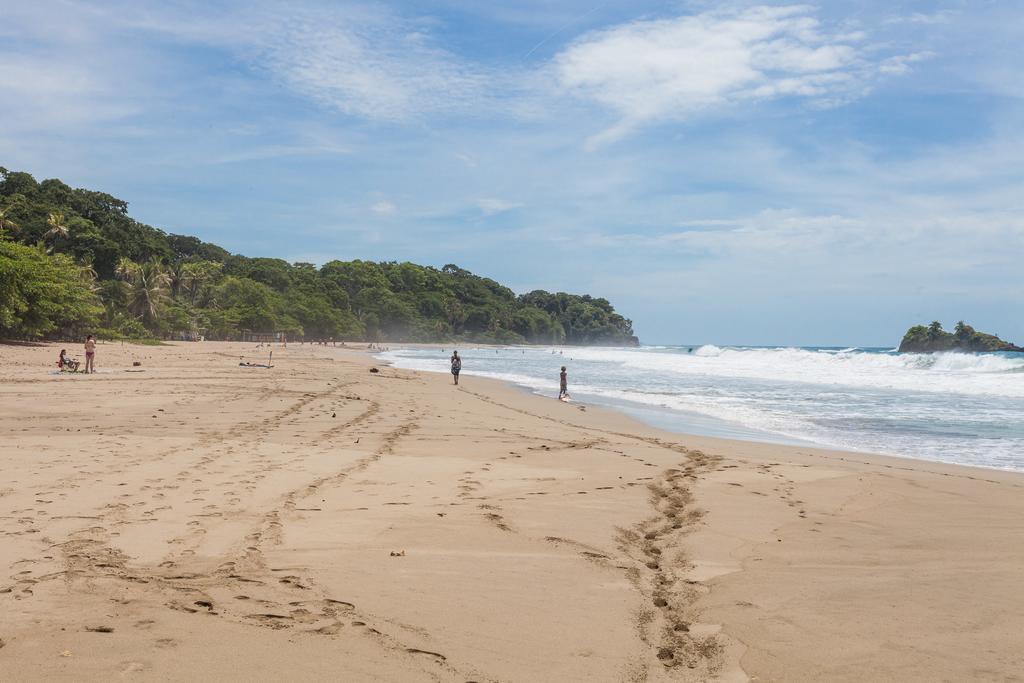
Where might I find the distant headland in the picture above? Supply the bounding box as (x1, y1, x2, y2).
(899, 321, 1022, 353)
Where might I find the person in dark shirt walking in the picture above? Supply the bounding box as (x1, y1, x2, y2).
(450, 351, 462, 385)
(558, 365, 568, 400)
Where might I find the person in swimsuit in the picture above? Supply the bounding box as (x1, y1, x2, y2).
(558, 366, 568, 399)
(84, 335, 97, 374)
(58, 349, 79, 372)
(450, 351, 462, 385)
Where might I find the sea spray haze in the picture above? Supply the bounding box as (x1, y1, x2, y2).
(380, 345, 1024, 471)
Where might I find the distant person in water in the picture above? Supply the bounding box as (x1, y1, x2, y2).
(84, 335, 97, 374)
(450, 351, 462, 385)
(558, 366, 568, 400)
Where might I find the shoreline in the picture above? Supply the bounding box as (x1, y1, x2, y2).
(2, 341, 1022, 680)
(372, 346, 1024, 477)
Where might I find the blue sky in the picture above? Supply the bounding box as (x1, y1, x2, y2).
(2, 0, 1022, 345)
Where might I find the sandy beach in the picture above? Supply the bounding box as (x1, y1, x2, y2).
(1, 341, 1022, 682)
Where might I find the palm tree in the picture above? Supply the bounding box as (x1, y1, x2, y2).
(167, 261, 187, 299)
(115, 256, 139, 281)
(125, 259, 171, 327)
(78, 258, 101, 293)
(927, 321, 944, 340)
(0, 205, 18, 237)
(954, 321, 972, 339)
(443, 297, 465, 332)
(181, 260, 222, 306)
(44, 211, 69, 249)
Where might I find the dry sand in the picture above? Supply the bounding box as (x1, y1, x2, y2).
(1, 341, 1022, 681)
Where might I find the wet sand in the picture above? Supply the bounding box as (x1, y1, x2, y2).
(1, 341, 1022, 681)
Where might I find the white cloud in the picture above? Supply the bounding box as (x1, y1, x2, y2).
(19, 1, 495, 125)
(247, 5, 491, 121)
(371, 200, 397, 215)
(576, 201, 1024, 300)
(476, 198, 523, 215)
(0, 40, 138, 132)
(552, 5, 923, 147)
(0, 1, 944, 142)
(879, 51, 935, 76)
(884, 11, 958, 26)
(206, 143, 351, 165)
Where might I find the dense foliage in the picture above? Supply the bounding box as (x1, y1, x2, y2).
(0, 240, 102, 337)
(0, 167, 638, 345)
(899, 321, 1022, 353)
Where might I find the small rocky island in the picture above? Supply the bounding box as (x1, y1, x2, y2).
(899, 321, 1023, 353)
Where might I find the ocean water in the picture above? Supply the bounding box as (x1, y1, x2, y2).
(378, 345, 1024, 472)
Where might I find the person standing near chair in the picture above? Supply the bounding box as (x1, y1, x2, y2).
(450, 351, 462, 385)
(84, 335, 97, 374)
(558, 365, 568, 400)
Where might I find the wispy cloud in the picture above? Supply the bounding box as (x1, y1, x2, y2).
(878, 51, 935, 75)
(476, 198, 523, 215)
(551, 5, 926, 147)
(3, 0, 1023, 344)
(884, 10, 958, 26)
(0, 1, 937, 141)
(0, 32, 139, 132)
(371, 200, 398, 215)
(246, 5, 492, 121)
(205, 143, 351, 165)
(15, 1, 498, 125)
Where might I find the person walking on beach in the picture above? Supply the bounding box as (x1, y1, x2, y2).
(558, 365, 568, 400)
(450, 351, 462, 385)
(84, 335, 97, 374)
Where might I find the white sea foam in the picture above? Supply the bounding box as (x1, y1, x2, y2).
(377, 345, 1024, 471)
(564, 346, 1024, 398)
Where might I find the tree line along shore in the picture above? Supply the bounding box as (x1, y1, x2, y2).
(0, 167, 638, 346)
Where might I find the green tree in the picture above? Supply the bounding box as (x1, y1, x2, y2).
(444, 297, 466, 333)
(125, 259, 171, 328)
(181, 260, 223, 306)
(44, 211, 69, 251)
(77, 257, 101, 294)
(115, 256, 138, 281)
(954, 320, 974, 340)
(213, 276, 281, 333)
(0, 204, 18, 237)
(167, 261, 187, 299)
(0, 166, 640, 345)
(0, 240, 101, 337)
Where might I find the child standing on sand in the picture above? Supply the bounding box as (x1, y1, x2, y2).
(558, 366, 568, 400)
(450, 351, 462, 385)
(84, 335, 96, 374)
